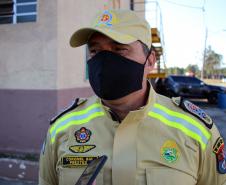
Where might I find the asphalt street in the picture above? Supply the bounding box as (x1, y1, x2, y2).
(194, 99, 226, 141)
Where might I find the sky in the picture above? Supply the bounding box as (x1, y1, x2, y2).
(145, 0, 226, 69)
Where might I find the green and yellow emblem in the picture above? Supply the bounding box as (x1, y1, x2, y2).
(161, 140, 180, 163)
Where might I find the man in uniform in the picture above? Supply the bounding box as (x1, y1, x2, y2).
(39, 9, 226, 185)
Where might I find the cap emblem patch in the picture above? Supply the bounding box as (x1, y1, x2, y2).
(95, 10, 117, 27)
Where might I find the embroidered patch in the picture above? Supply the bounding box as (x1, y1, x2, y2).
(95, 10, 117, 27)
(75, 127, 92, 143)
(183, 100, 213, 129)
(61, 156, 98, 168)
(69, 145, 96, 153)
(213, 137, 226, 174)
(161, 140, 180, 163)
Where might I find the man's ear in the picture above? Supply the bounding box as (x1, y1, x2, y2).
(146, 50, 156, 71)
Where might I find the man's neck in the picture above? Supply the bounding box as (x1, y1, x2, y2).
(102, 81, 150, 121)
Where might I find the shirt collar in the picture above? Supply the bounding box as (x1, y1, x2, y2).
(99, 80, 157, 121)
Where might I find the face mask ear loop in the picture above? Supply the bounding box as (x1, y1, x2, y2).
(144, 46, 153, 66)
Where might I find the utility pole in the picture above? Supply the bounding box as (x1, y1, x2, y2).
(201, 27, 208, 80)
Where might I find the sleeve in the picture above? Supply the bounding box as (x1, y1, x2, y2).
(197, 124, 226, 185)
(39, 128, 58, 185)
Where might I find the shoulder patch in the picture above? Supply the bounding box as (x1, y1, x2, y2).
(50, 98, 87, 125)
(213, 137, 226, 174)
(172, 97, 213, 129)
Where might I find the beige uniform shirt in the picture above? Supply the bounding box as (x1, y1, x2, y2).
(39, 87, 226, 185)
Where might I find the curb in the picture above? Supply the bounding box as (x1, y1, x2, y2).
(0, 158, 38, 182)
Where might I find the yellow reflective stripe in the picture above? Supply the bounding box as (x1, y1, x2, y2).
(50, 103, 102, 134)
(50, 111, 104, 143)
(154, 103, 211, 140)
(149, 111, 207, 150)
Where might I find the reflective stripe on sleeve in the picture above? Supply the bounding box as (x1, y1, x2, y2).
(148, 103, 211, 150)
(50, 103, 105, 144)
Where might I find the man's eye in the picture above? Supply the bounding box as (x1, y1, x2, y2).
(89, 49, 97, 56)
(90, 49, 96, 53)
(115, 48, 128, 55)
(115, 48, 127, 51)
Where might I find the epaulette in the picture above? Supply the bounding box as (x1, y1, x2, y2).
(50, 98, 87, 125)
(172, 97, 213, 129)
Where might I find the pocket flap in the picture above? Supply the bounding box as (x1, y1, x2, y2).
(146, 167, 196, 185)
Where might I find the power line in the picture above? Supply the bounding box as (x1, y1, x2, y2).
(202, 0, 207, 11)
(164, 0, 204, 10)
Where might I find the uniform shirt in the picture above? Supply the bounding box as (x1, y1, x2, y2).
(39, 86, 226, 185)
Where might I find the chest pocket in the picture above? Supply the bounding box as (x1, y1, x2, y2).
(59, 167, 104, 185)
(146, 167, 197, 185)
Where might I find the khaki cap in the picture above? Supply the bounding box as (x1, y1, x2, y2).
(70, 9, 152, 48)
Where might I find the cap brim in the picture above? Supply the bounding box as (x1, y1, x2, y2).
(70, 27, 138, 47)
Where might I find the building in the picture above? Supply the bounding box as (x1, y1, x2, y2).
(0, 0, 145, 159)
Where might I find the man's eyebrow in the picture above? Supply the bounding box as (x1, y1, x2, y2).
(113, 41, 128, 46)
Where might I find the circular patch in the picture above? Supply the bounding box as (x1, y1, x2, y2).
(161, 140, 180, 163)
(75, 127, 92, 143)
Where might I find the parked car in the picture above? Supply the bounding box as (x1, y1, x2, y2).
(154, 75, 226, 104)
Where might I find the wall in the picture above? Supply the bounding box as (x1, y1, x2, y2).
(0, 0, 58, 154)
(0, 0, 132, 155)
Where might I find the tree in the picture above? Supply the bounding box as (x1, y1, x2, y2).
(204, 46, 223, 78)
(167, 67, 185, 75)
(185, 64, 200, 76)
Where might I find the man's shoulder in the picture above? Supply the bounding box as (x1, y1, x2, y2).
(155, 94, 213, 130)
(172, 97, 213, 129)
(50, 96, 99, 125)
(153, 94, 222, 153)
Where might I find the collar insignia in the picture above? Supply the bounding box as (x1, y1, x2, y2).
(172, 97, 182, 106)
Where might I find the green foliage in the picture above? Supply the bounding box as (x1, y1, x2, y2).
(220, 67, 226, 77)
(204, 46, 223, 78)
(185, 64, 200, 76)
(166, 46, 226, 78)
(167, 67, 185, 75)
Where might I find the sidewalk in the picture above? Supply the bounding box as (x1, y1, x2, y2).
(0, 178, 37, 185)
(0, 158, 38, 185)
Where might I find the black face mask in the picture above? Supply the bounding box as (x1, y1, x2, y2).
(87, 50, 147, 100)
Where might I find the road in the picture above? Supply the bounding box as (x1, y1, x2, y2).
(193, 99, 226, 141)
